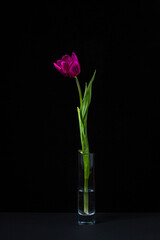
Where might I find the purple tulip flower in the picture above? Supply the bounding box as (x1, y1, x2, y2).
(53, 52, 81, 78)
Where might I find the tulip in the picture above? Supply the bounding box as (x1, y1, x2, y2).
(53, 52, 96, 214)
(53, 52, 81, 78)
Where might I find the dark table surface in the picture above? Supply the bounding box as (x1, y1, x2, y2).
(0, 212, 160, 240)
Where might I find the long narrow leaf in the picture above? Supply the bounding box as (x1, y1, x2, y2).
(81, 70, 96, 120)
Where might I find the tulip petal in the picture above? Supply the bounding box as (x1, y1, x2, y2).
(57, 60, 62, 66)
(53, 62, 61, 71)
(69, 61, 81, 77)
(62, 55, 71, 62)
(61, 61, 70, 73)
(72, 52, 79, 62)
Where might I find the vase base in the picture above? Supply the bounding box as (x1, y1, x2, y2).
(78, 212, 95, 225)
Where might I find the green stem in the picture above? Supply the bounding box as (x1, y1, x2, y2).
(82, 119, 90, 214)
(75, 76, 82, 108)
(83, 153, 90, 214)
(84, 177, 89, 214)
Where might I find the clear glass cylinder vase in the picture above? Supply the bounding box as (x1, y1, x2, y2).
(78, 152, 95, 224)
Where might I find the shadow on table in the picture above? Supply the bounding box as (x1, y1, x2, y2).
(95, 213, 155, 224)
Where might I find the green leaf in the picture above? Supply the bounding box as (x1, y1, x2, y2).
(81, 70, 96, 120)
(76, 70, 96, 155)
(83, 82, 88, 98)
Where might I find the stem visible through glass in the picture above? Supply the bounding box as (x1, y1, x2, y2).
(84, 177, 89, 214)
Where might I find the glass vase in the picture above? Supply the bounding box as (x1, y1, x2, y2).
(78, 152, 95, 224)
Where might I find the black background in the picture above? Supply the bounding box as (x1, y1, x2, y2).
(1, 1, 160, 212)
